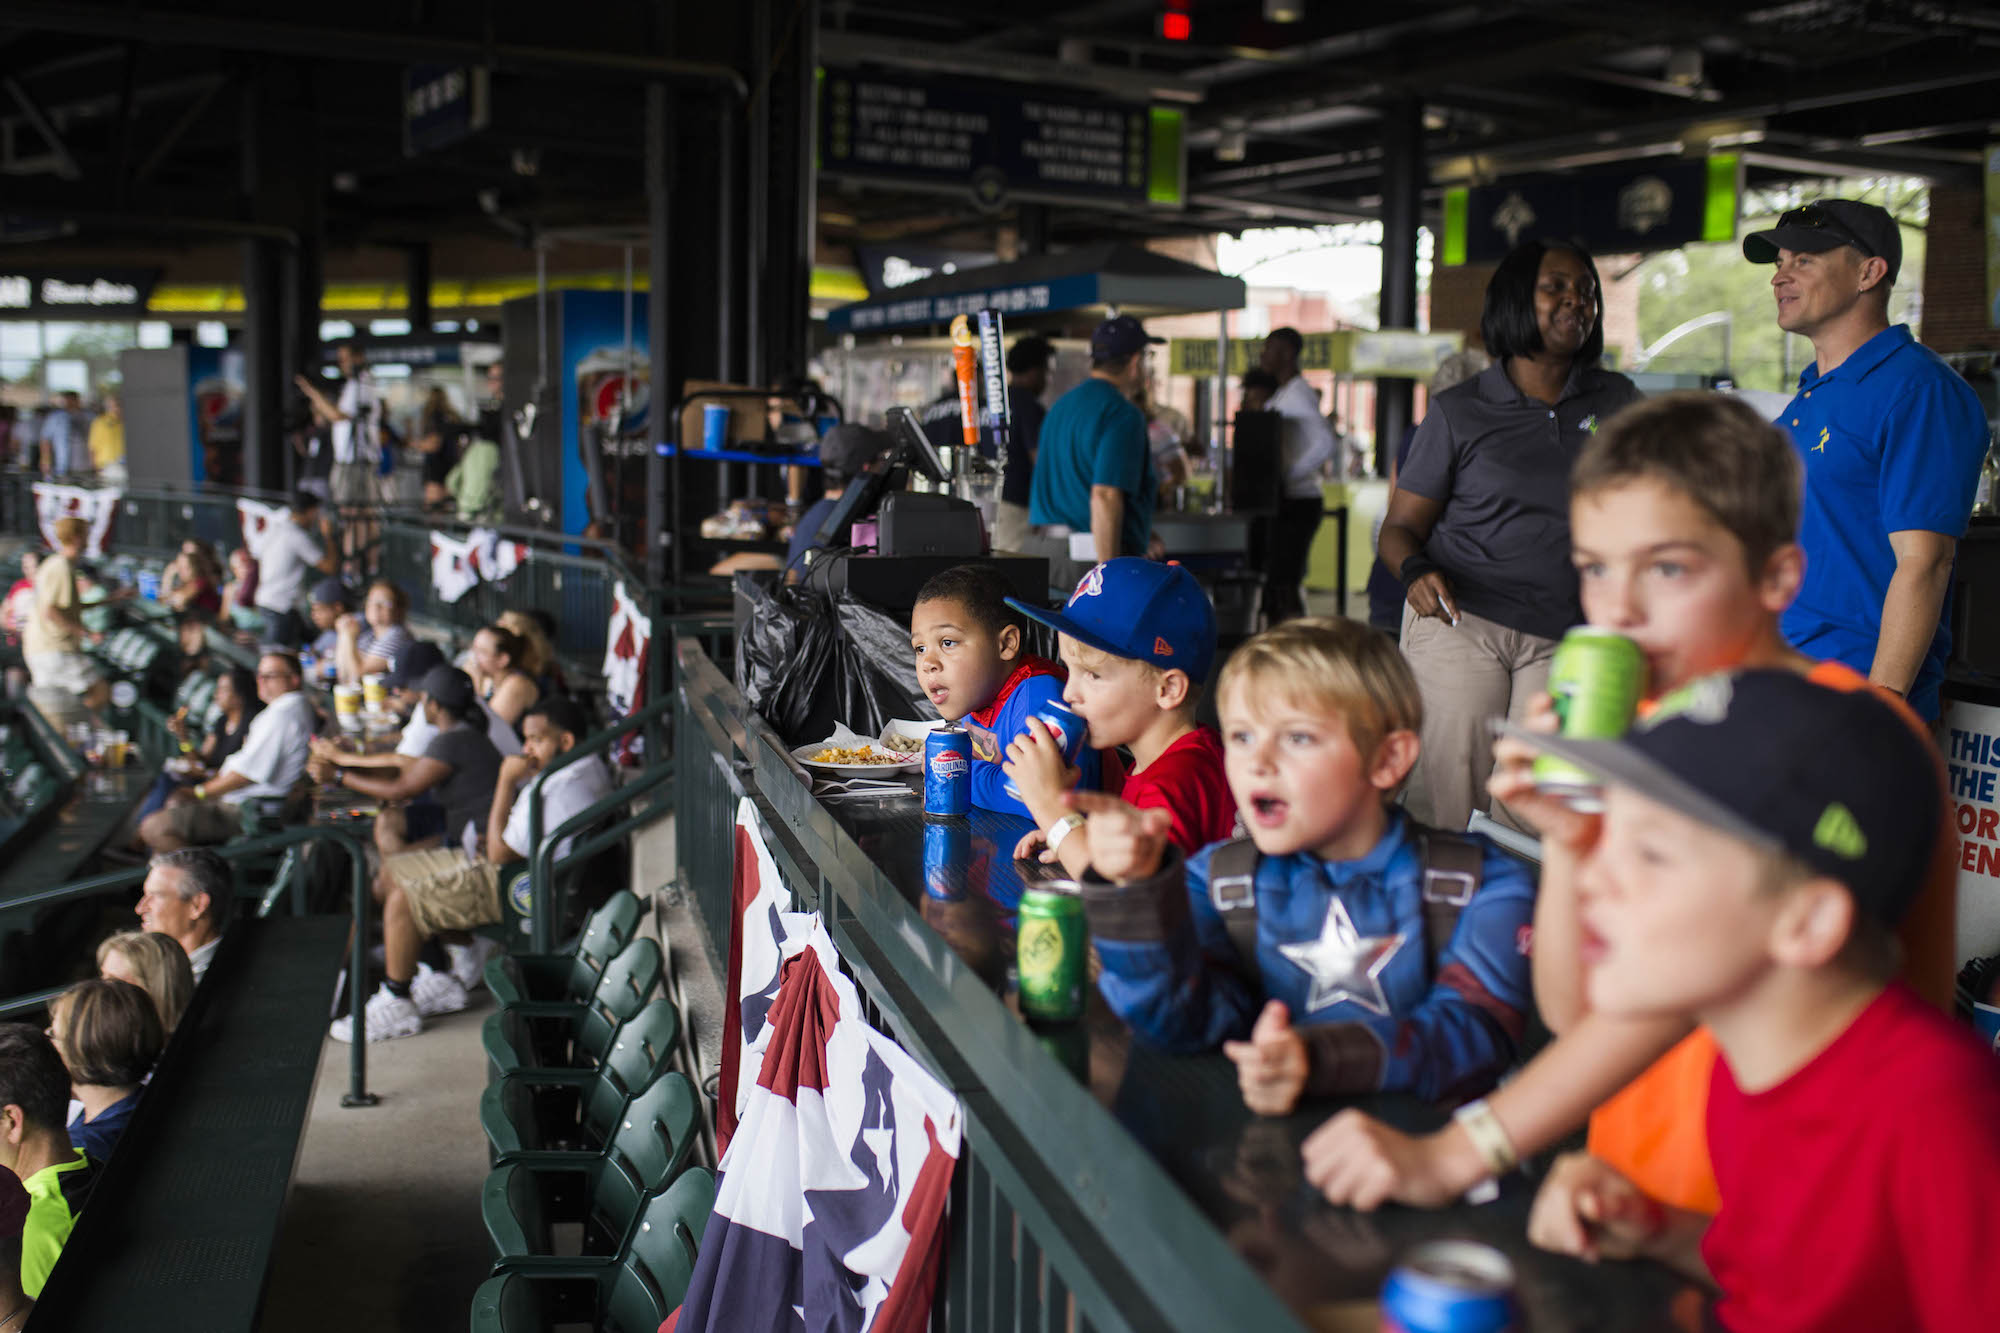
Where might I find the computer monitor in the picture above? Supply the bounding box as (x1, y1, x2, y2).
(810, 406, 952, 549)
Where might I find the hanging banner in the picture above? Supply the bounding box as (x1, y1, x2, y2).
(1439, 154, 1740, 266)
(465, 527, 526, 583)
(32, 484, 120, 557)
(679, 907, 961, 1333)
(1946, 695, 2000, 966)
(1167, 328, 1463, 380)
(717, 797, 800, 1152)
(429, 532, 479, 603)
(1985, 144, 1999, 329)
(603, 579, 651, 719)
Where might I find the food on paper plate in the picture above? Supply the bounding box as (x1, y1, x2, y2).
(880, 732, 924, 754)
(809, 745, 900, 766)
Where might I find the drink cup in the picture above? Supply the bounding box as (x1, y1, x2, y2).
(702, 402, 731, 452)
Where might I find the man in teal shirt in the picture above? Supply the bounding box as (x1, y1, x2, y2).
(1027, 316, 1159, 593)
(0, 1025, 97, 1298)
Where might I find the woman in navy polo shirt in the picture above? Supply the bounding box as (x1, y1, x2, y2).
(1378, 238, 1640, 832)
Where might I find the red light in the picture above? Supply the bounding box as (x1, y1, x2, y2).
(1161, 11, 1191, 39)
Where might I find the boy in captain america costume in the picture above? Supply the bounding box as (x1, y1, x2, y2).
(1069, 618, 1535, 1111)
(910, 564, 1104, 818)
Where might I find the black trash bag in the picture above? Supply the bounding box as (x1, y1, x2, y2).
(736, 583, 932, 747)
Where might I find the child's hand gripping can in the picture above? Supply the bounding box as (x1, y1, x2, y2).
(1003, 701, 1088, 800)
(924, 725, 971, 817)
(1532, 626, 1647, 811)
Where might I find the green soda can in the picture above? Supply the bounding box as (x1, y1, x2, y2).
(1016, 883, 1086, 1023)
(1533, 626, 1647, 812)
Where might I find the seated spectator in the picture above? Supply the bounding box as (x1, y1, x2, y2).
(1, 552, 37, 638)
(161, 542, 223, 616)
(141, 666, 261, 827)
(0, 1167, 30, 1332)
(336, 580, 412, 684)
(172, 606, 215, 677)
(0, 1024, 96, 1298)
(95, 932, 195, 1038)
(305, 578, 350, 670)
(133, 849, 229, 983)
(332, 694, 607, 1043)
(25, 518, 107, 712)
(495, 610, 564, 699)
(48, 980, 161, 1163)
(468, 623, 539, 729)
(221, 547, 261, 635)
(138, 653, 315, 852)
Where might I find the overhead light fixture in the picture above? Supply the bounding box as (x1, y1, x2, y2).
(1666, 47, 1703, 88)
(1264, 0, 1303, 20)
(1217, 129, 1248, 162)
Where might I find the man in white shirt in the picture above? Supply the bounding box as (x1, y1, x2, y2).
(139, 652, 318, 850)
(295, 345, 384, 560)
(135, 848, 230, 983)
(1258, 327, 1337, 624)
(254, 492, 339, 648)
(332, 696, 613, 1043)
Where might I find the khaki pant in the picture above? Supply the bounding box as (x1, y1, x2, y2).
(388, 847, 503, 937)
(1399, 605, 1557, 834)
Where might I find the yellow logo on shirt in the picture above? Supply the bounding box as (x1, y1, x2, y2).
(1812, 426, 1829, 454)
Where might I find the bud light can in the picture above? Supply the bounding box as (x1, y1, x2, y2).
(924, 725, 971, 817)
(1003, 700, 1089, 799)
(1533, 626, 1647, 812)
(922, 816, 970, 900)
(1379, 1241, 1518, 1333)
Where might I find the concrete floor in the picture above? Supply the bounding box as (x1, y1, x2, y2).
(257, 810, 720, 1333)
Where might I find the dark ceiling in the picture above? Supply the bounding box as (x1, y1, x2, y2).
(2, 0, 1996, 263)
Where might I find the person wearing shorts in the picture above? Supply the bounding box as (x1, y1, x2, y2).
(24, 518, 107, 711)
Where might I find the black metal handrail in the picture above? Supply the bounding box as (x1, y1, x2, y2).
(0, 824, 380, 1106)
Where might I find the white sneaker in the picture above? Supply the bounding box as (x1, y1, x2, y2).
(445, 936, 503, 993)
(411, 963, 470, 1017)
(328, 984, 423, 1044)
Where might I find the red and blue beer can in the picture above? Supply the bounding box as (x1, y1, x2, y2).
(1003, 701, 1088, 799)
(924, 725, 971, 817)
(1379, 1241, 1518, 1333)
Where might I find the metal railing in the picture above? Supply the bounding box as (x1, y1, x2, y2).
(0, 825, 380, 1106)
(673, 637, 1305, 1333)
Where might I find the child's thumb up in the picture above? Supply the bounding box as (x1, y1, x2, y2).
(1251, 999, 1291, 1044)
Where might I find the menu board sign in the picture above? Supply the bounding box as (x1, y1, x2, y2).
(0, 267, 159, 316)
(821, 67, 1182, 209)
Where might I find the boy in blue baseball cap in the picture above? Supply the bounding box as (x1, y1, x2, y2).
(1002, 558, 1234, 877)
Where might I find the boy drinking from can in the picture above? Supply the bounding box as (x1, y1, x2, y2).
(1303, 392, 1958, 1215)
(1516, 672, 2000, 1328)
(910, 564, 1103, 818)
(1070, 618, 1536, 1110)
(1000, 558, 1235, 876)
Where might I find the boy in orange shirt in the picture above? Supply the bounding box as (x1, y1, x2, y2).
(1302, 391, 1956, 1214)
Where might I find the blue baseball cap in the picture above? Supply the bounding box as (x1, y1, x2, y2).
(1007, 558, 1218, 684)
(1090, 315, 1164, 362)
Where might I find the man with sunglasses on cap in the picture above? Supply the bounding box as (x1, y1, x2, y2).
(1743, 199, 1987, 724)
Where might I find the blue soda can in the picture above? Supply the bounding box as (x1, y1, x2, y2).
(924, 726, 971, 817)
(1003, 701, 1089, 800)
(1379, 1241, 1518, 1333)
(922, 816, 970, 900)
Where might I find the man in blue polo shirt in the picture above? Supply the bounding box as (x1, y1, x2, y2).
(1743, 198, 1988, 721)
(1027, 315, 1159, 593)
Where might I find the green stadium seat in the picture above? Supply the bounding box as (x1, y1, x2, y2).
(480, 1071, 700, 1265)
(482, 936, 662, 1081)
(470, 1167, 714, 1333)
(480, 997, 680, 1163)
(484, 890, 643, 1009)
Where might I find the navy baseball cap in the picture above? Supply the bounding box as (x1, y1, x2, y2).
(310, 577, 351, 607)
(1501, 669, 1938, 928)
(419, 664, 476, 713)
(1742, 199, 1902, 284)
(1007, 558, 1218, 684)
(1090, 315, 1164, 362)
(384, 639, 446, 690)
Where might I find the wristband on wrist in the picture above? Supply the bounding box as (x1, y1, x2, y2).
(1397, 553, 1441, 587)
(193, 784, 207, 801)
(1452, 1097, 1519, 1178)
(1045, 812, 1086, 856)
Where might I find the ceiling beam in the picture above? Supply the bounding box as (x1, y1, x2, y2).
(1, 73, 79, 178)
(816, 30, 1205, 102)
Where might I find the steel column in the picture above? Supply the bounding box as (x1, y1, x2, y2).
(1374, 95, 1421, 476)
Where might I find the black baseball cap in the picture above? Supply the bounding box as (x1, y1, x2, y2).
(310, 577, 351, 608)
(817, 423, 892, 478)
(1742, 199, 1902, 284)
(418, 664, 475, 713)
(384, 639, 446, 690)
(1090, 315, 1164, 362)
(1501, 669, 1938, 928)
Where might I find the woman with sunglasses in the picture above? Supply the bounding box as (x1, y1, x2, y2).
(1379, 237, 1641, 833)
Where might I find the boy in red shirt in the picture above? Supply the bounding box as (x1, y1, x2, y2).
(909, 564, 1103, 817)
(1001, 558, 1234, 873)
(1516, 670, 2000, 1330)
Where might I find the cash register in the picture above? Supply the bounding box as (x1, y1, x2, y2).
(803, 405, 1047, 609)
